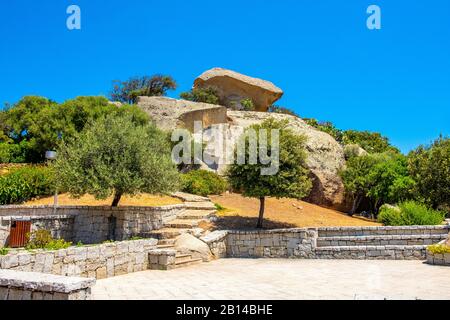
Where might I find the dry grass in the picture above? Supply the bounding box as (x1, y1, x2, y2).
(208, 193, 381, 230)
(24, 193, 182, 207)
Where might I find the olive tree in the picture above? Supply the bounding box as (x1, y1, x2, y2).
(53, 114, 180, 206)
(227, 119, 312, 228)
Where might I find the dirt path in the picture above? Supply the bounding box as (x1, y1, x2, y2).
(209, 193, 380, 229)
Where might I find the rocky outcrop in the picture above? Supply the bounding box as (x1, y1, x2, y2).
(174, 233, 214, 262)
(193, 68, 283, 112)
(136, 96, 227, 131)
(205, 111, 349, 211)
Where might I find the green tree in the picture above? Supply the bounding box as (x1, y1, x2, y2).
(227, 119, 312, 228)
(1, 96, 148, 163)
(343, 130, 399, 154)
(303, 118, 344, 143)
(340, 152, 415, 214)
(180, 86, 220, 105)
(53, 114, 180, 206)
(110, 75, 177, 104)
(408, 136, 450, 210)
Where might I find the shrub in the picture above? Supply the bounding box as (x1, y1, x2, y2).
(181, 170, 228, 196)
(343, 130, 399, 154)
(0, 165, 54, 205)
(268, 105, 299, 118)
(110, 75, 177, 104)
(0, 142, 28, 163)
(25, 229, 72, 250)
(427, 244, 450, 254)
(240, 98, 255, 111)
(408, 136, 450, 210)
(180, 87, 220, 105)
(0, 247, 9, 255)
(378, 201, 445, 226)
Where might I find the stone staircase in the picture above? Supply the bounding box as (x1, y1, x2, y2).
(314, 226, 450, 260)
(148, 192, 218, 269)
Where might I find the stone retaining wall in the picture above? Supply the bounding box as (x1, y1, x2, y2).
(226, 229, 317, 258)
(201, 231, 228, 259)
(0, 239, 157, 279)
(0, 204, 184, 247)
(0, 269, 95, 300)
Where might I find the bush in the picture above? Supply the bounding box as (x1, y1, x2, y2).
(0, 142, 28, 163)
(181, 170, 228, 196)
(378, 201, 445, 226)
(0, 165, 54, 205)
(25, 229, 72, 250)
(0, 247, 9, 255)
(427, 244, 450, 254)
(268, 105, 299, 118)
(180, 87, 220, 105)
(240, 98, 255, 111)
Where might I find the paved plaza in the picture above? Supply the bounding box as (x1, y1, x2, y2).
(92, 259, 450, 300)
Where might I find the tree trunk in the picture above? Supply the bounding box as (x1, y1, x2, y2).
(257, 197, 266, 229)
(111, 192, 122, 207)
(350, 195, 362, 215)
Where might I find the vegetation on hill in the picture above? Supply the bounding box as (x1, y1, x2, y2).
(0, 165, 54, 205)
(110, 74, 177, 104)
(408, 136, 450, 211)
(227, 119, 312, 228)
(378, 201, 445, 226)
(181, 170, 228, 197)
(180, 86, 220, 105)
(0, 96, 148, 163)
(53, 113, 179, 206)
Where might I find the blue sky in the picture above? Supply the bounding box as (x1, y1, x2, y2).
(1, 0, 449, 153)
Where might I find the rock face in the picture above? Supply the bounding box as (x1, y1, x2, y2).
(203, 111, 349, 211)
(175, 233, 214, 262)
(136, 96, 227, 131)
(193, 68, 283, 112)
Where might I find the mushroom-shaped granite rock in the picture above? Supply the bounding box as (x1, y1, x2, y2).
(193, 68, 284, 112)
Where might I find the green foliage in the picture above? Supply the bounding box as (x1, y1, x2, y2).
(378, 201, 445, 226)
(181, 170, 228, 196)
(214, 203, 225, 211)
(240, 98, 255, 111)
(343, 144, 366, 160)
(0, 141, 28, 163)
(129, 236, 143, 240)
(427, 244, 450, 254)
(76, 241, 84, 247)
(227, 118, 312, 201)
(0, 165, 54, 205)
(343, 130, 399, 154)
(180, 86, 220, 105)
(408, 136, 450, 210)
(25, 229, 72, 250)
(0, 96, 149, 163)
(340, 152, 415, 214)
(268, 105, 299, 118)
(53, 113, 180, 206)
(0, 247, 9, 255)
(110, 75, 177, 104)
(303, 118, 344, 143)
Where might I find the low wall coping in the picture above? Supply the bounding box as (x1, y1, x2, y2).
(148, 249, 177, 256)
(201, 230, 228, 243)
(0, 270, 95, 293)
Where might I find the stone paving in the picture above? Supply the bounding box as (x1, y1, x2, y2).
(92, 259, 450, 300)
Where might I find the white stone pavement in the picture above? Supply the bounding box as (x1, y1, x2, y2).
(92, 259, 450, 300)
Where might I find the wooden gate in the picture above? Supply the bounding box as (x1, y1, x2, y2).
(9, 220, 31, 248)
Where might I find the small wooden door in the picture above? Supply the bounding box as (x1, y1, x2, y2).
(9, 220, 31, 248)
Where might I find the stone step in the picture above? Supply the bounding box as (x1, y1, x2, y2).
(165, 219, 201, 228)
(157, 239, 176, 246)
(171, 192, 210, 202)
(315, 245, 427, 260)
(156, 244, 175, 249)
(184, 202, 217, 210)
(178, 209, 217, 220)
(147, 228, 190, 239)
(171, 258, 203, 269)
(318, 226, 450, 237)
(317, 234, 447, 247)
(175, 253, 193, 264)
